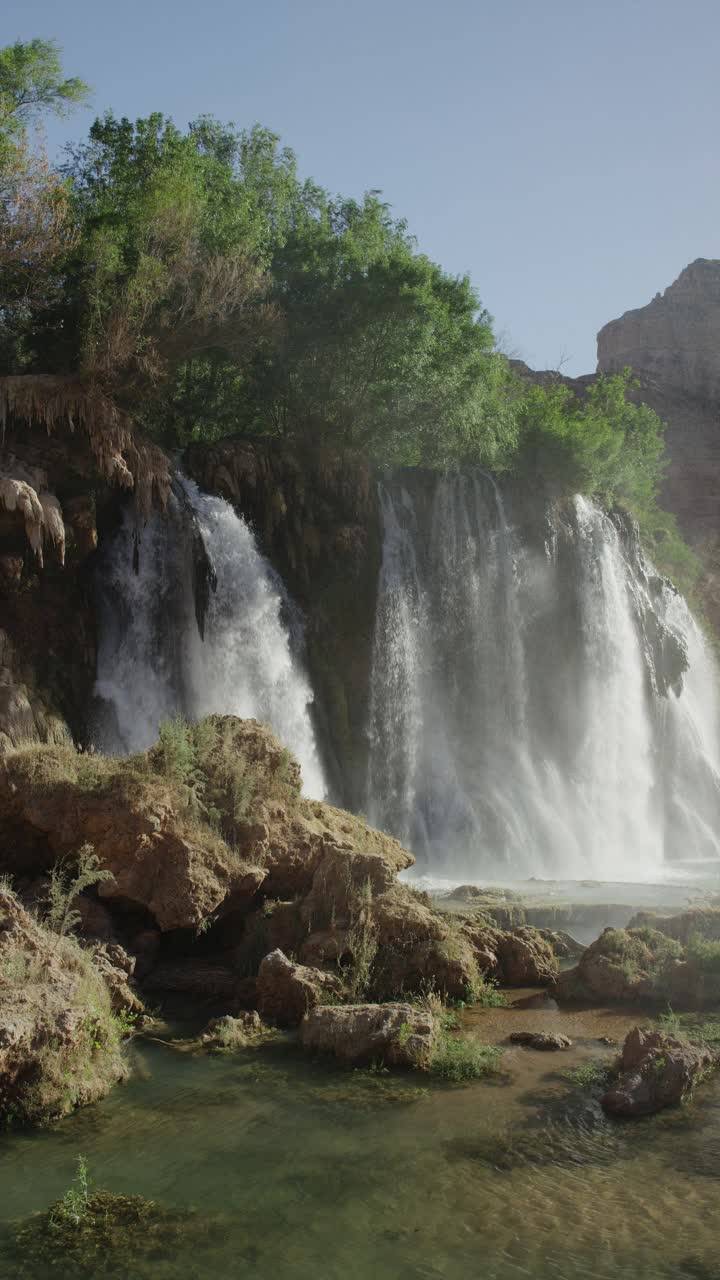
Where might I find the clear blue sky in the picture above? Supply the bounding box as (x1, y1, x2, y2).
(8, 0, 720, 373)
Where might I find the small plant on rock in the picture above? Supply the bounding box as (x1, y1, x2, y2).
(45, 845, 113, 940)
(52, 1156, 91, 1227)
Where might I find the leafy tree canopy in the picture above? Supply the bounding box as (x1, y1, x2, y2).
(0, 38, 89, 162)
(0, 38, 690, 588)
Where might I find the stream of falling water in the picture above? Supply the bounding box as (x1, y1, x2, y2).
(367, 474, 720, 879)
(93, 477, 326, 799)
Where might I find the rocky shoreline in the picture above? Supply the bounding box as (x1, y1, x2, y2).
(2, 712, 719, 1128)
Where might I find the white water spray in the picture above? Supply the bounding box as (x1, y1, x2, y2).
(94, 478, 326, 799)
(367, 475, 720, 879)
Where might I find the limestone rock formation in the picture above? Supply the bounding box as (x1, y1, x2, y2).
(256, 949, 343, 1026)
(602, 1026, 716, 1117)
(555, 922, 720, 1007)
(0, 887, 128, 1125)
(0, 717, 411, 934)
(597, 259, 720, 546)
(495, 927, 559, 986)
(300, 1002, 436, 1068)
(458, 921, 559, 987)
(0, 744, 266, 931)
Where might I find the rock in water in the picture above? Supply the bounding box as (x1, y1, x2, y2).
(601, 1026, 716, 1117)
(256, 949, 343, 1027)
(300, 1003, 436, 1068)
(509, 1031, 572, 1050)
(495, 928, 559, 986)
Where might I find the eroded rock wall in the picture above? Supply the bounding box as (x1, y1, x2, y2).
(597, 259, 720, 546)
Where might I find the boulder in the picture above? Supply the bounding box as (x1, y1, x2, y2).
(200, 1011, 265, 1049)
(461, 920, 503, 974)
(90, 942, 144, 1016)
(371, 891, 481, 1001)
(256, 949, 343, 1027)
(537, 928, 585, 959)
(509, 1031, 572, 1050)
(495, 927, 559, 986)
(556, 926, 686, 1003)
(0, 887, 128, 1125)
(197, 718, 413, 899)
(602, 1026, 716, 1117)
(300, 1002, 436, 1068)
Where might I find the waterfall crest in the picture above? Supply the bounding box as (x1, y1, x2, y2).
(367, 474, 720, 879)
(93, 477, 326, 799)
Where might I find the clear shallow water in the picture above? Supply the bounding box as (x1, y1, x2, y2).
(3, 999, 720, 1279)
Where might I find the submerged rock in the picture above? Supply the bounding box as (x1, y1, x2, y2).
(300, 1002, 436, 1068)
(509, 1031, 572, 1050)
(257, 949, 343, 1027)
(5, 1187, 228, 1278)
(601, 1026, 716, 1117)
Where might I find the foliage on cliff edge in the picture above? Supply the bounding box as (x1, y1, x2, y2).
(0, 38, 691, 588)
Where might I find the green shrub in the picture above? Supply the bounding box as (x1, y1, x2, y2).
(563, 1060, 613, 1092)
(686, 933, 720, 974)
(430, 1031, 503, 1082)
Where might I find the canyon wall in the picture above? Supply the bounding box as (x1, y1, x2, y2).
(597, 258, 720, 545)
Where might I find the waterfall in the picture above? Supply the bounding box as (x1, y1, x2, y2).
(367, 474, 720, 880)
(93, 477, 326, 799)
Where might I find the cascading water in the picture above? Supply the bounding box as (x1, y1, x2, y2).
(93, 477, 326, 799)
(367, 473, 720, 879)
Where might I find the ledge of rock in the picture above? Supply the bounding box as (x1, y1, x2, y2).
(300, 1002, 436, 1068)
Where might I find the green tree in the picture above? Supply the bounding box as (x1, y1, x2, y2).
(0, 39, 88, 372)
(245, 188, 511, 465)
(0, 38, 89, 164)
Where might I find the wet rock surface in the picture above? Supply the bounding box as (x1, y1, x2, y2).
(509, 1031, 572, 1050)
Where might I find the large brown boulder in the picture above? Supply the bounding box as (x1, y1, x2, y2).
(0, 744, 267, 931)
(300, 1002, 436, 1068)
(556, 926, 692, 1004)
(369, 887, 480, 1001)
(602, 1026, 716, 1117)
(256, 949, 343, 1026)
(0, 888, 128, 1126)
(198, 718, 412, 899)
(495, 927, 559, 986)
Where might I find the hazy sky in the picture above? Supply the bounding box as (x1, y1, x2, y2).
(9, 0, 720, 373)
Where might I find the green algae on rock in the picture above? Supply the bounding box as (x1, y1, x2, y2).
(3, 1189, 228, 1279)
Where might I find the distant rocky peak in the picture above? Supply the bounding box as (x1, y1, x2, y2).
(597, 257, 720, 401)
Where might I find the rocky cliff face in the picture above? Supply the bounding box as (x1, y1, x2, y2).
(597, 259, 720, 545)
